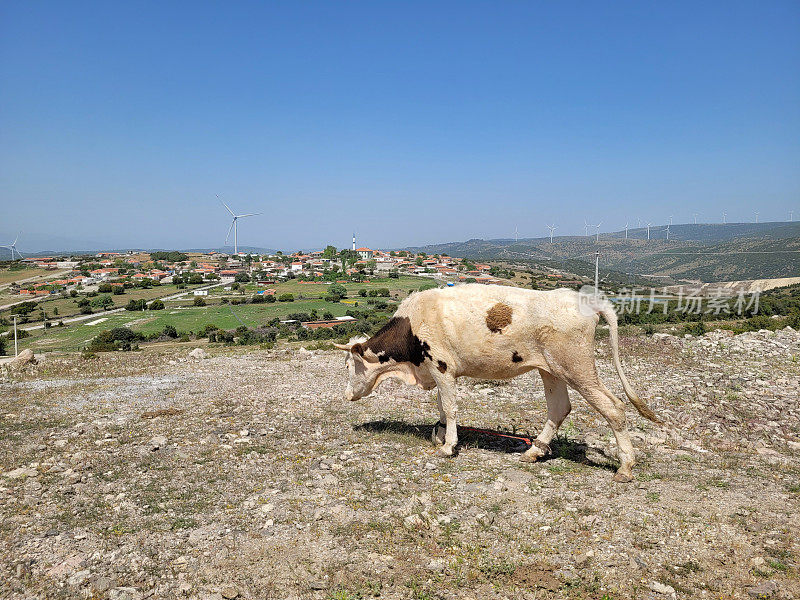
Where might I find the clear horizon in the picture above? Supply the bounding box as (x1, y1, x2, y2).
(2, 2, 799, 253)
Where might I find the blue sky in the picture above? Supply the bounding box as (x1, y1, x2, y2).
(1, 1, 798, 252)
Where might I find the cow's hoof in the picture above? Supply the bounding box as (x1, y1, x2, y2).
(613, 472, 634, 483)
(430, 424, 446, 446)
(519, 452, 541, 463)
(437, 446, 454, 458)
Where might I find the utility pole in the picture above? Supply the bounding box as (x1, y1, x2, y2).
(13, 315, 18, 357)
(594, 251, 600, 296)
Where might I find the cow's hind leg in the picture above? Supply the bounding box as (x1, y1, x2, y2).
(521, 369, 571, 463)
(431, 389, 447, 446)
(572, 381, 637, 482)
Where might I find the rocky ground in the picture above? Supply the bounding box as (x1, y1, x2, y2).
(1, 328, 799, 600)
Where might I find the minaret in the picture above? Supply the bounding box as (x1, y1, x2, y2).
(352, 233, 356, 251)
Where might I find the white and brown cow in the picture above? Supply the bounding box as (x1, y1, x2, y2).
(334, 284, 660, 482)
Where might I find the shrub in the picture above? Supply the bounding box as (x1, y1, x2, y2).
(251, 294, 266, 304)
(149, 299, 165, 310)
(112, 286, 125, 295)
(98, 283, 113, 293)
(88, 327, 143, 352)
(278, 293, 294, 302)
(193, 296, 206, 307)
(264, 294, 276, 303)
(358, 289, 368, 297)
(682, 321, 706, 337)
(125, 299, 146, 311)
(11, 302, 37, 315)
(741, 315, 778, 332)
(163, 325, 178, 338)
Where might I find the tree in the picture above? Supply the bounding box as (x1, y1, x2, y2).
(193, 296, 206, 306)
(278, 293, 294, 302)
(163, 324, 178, 338)
(149, 299, 165, 310)
(415, 257, 423, 266)
(11, 302, 37, 316)
(235, 272, 250, 283)
(323, 245, 337, 259)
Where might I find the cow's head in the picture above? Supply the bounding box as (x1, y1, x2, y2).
(333, 336, 421, 400)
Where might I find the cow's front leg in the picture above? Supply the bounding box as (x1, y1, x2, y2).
(431, 389, 447, 446)
(522, 370, 571, 463)
(436, 378, 458, 457)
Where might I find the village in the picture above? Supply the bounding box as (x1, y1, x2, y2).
(10, 244, 503, 297)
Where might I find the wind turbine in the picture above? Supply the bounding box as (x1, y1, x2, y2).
(220, 197, 261, 256)
(722, 212, 727, 224)
(669, 215, 673, 225)
(646, 222, 652, 240)
(693, 213, 698, 224)
(583, 219, 590, 237)
(624, 221, 629, 240)
(594, 222, 602, 242)
(514, 226, 519, 243)
(1, 232, 23, 260)
(665, 224, 671, 241)
(546, 224, 557, 244)
(791, 210, 795, 222)
(755, 211, 759, 223)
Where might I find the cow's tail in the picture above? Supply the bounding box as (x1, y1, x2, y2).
(593, 298, 662, 424)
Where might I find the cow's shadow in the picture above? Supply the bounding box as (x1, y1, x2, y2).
(354, 419, 617, 472)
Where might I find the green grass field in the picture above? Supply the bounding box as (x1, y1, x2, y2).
(3, 275, 430, 354)
(9, 285, 409, 353)
(232, 275, 427, 298)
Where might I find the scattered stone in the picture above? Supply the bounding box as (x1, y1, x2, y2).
(650, 581, 676, 597)
(220, 585, 240, 599)
(9, 348, 36, 369)
(189, 348, 208, 360)
(149, 435, 168, 451)
(747, 580, 779, 598)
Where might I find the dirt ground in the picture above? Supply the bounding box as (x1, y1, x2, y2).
(1, 329, 799, 599)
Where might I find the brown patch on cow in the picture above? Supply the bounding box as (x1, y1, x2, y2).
(511, 351, 523, 363)
(486, 303, 513, 333)
(362, 316, 432, 366)
(437, 360, 448, 373)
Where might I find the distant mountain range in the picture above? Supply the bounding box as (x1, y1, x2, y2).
(406, 221, 800, 283)
(0, 246, 280, 259)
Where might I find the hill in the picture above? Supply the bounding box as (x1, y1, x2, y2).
(408, 221, 800, 283)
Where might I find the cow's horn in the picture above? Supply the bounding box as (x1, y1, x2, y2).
(332, 343, 351, 351)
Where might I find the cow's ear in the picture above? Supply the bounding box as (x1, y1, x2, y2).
(332, 343, 351, 351)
